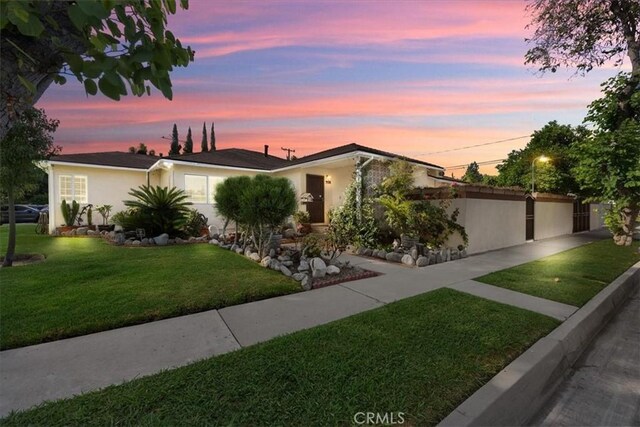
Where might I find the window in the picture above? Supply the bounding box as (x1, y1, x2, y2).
(59, 175, 88, 203)
(185, 175, 208, 203)
(184, 175, 225, 204)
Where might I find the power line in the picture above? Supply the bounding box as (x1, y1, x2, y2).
(417, 135, 530, 156)
(445, 158, 506, 170)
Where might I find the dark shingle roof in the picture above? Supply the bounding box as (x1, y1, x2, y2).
(287, 143, 444, 170)
(50, 152, 158, 169)
(169, 149, 288, 170)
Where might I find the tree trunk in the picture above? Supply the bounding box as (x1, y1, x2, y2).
(1, 1, 86, 141)
(614, 205, 639, 246)
(2, 188, 17, 267)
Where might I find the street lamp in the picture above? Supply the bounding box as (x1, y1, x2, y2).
(531, 155, 550, 193)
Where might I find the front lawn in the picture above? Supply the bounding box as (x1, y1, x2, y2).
(0, 225, 300, 350)
(476, 239, 639, 306)
(0, 288, 559, 426)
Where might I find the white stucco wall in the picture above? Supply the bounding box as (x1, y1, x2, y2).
(534, 201, 574, 240)
(48, 164, 148, 230)
(456, 198, 527, 254)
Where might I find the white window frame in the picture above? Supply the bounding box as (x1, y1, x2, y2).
(184, 174, 208, 204)
(184, 174, 225, 204)
(58, 174, 88, 204)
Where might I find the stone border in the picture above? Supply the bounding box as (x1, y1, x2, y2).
(438, 261, 640, 427)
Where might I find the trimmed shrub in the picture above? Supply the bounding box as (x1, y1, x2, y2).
(124, 185, 191, 236)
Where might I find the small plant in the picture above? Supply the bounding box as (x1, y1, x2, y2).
(184, 209, 209, 237)
(60, 200, 79, 226)
(76, 204, 93, 226)
(293, 210, 310, 225)
(87, 206, 93, 226)
(112, 208, 145, 231)
(96, 205, 113, 225)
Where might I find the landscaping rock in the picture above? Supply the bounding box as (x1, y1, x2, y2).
(269, 248, 277, 257)
(260, 256, 271, 267)
(450, 249, 459, 260)
(132, 240, 141, 246)
(231, 244, 239, 252)
(278, 255, 291, 262)
(428, 253, 436, 265)
(312, 267, 327, 278)
(377, 250, 387, 260)
(249, 253, 261, 262)
(175, 237, 186, 244)
(147, 238, 155, 245)
(298, 260, 310, 272)
(280, 265, 292, 277)
(401, 254, 415, 266)
(209, 239, 220, 245)
(168, 239, 175, 244)
(386, 252, 404, 263)
(188, 236, 197, 243)
(281, 260, 293, 267)
(326, 265, 340, 275)
(357, 247, 366, 256)
(114, 233, 125, 245)
(124, 239, 133, 246)
(460, 249, 468, 258)
(410, 246, 419, 260)
(292, 273, 306, 282)
(153, 233, 169, 246)
(76, 227, 88, 235)
(416, 256, 429, 267)
(211, 232, 219, 240)
(269, 259, 281, 271)
(87, 229, 98, 236)
(301, 275, 312, 291)
(283, 228, 296, 238)
(435, 252, 442, 264)
(235, 246, 244, 254)
(362, 248, 373, 257)
(244, 247, 254, 257)
(140, 238, 149, 245)
(310, 257, 326, 272)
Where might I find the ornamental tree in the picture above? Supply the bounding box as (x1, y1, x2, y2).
(201, 122, 208, 152)
(184, 127, 193, 153)
(462, 162, 483, 183)
(572, 74, 640, 245)
(0, 108, 59, 267)
(169, 123, 180, 155)
(0, 0, 194, 141)
(214, 175, 252, 241)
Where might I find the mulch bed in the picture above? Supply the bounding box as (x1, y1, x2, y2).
(312, 268, 381, 289)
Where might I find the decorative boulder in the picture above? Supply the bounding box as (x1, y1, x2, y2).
(280, 265, 292, 277)
(428, 253, 436, 265)
(326, 265, 340, 275)
(401, 254, 415, 266)
(362, 248, 373, 257)
(450, 250, 460, 260)
(292, 273, 306, 282)
(460, 249, 468, 258)
(175, 237, 185, 244)
(269, 259, 281, 271)
(188, 236, 197, 243)
(132, 240, 141, 246)
(298, 260, 310, 271)
(310, 257, 327, 272)
(283, 228, 296, 238)
(249, 253, 261, 262)
(385, 252, 404, 263)
(409, 247, 419, 261)
(153, 233, 169, 246)
(76, 227, 88, 235)
(377, 250, 387, 260)
(87, 229, 98, 236)
(140, 238, 149, 245)
(312, 268, 326, 279)
(281, 260, 294, 267)
(235, 246, 244, 254)
(230, 244, 239, 252)
(416, 256, 429, 267)
(435, 253, 443, 264)
(209, 239, 220, 245)
(114, 233, 126, 245)
(301, 275, 312, 291)
(260, 256, 271, 267)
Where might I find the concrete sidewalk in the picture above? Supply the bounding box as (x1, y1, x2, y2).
(532, 286, 640, 426)
(0, 230, 606, 417)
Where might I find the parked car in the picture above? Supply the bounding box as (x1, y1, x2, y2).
(0, 205, 42, 224)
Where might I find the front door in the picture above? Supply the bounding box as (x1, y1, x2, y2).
(526, 196, 535, 240)
(306, 174, 325, 223)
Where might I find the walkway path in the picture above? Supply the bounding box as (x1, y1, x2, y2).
(531, 285, 640, 426)
(0, 231, 607, 417)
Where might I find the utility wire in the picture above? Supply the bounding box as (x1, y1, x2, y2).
(445, 158, 506, 170)
(417, 135, 530, 156)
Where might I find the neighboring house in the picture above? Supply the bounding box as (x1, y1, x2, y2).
(46, 143, 446, 232)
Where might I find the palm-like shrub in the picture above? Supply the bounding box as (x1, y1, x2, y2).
(124, 185, 191, 236)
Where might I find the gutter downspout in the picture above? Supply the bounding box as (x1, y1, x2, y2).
(355, 156, 375, 221)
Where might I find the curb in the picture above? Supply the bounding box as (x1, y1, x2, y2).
(438, 261, 640, 427)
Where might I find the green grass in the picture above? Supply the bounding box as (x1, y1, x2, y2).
(0, 288, 559, 426)
(0, 225, 300, 350)
(477, 239, 640, 307)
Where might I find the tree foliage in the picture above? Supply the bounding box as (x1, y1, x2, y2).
(210, 122, 216, 151)
(572, 74, 640, 245)
(495, 121, 589, 193)
(184, 127, 193, 154)
(0, 108, 59, 266)
(0, 0, 194, 140)
(329, 179, 379, 249)
(462, 162, 483, 183)
(214, 175, 252, 238)
(201, 122, 208, 152)
(169, 123, 180, 155)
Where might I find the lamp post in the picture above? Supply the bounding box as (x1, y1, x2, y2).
(531, 155, 550, 194)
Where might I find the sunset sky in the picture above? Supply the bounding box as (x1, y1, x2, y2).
(36, 1, 628, 176)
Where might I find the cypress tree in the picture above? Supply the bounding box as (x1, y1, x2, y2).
(211, 122, 216, 151)
(184, 127, 193, 153)
(201, 122, 208, 152)
(169, 123, 180, 155)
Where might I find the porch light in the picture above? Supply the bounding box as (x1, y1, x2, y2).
(325, 175, 332, 184)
